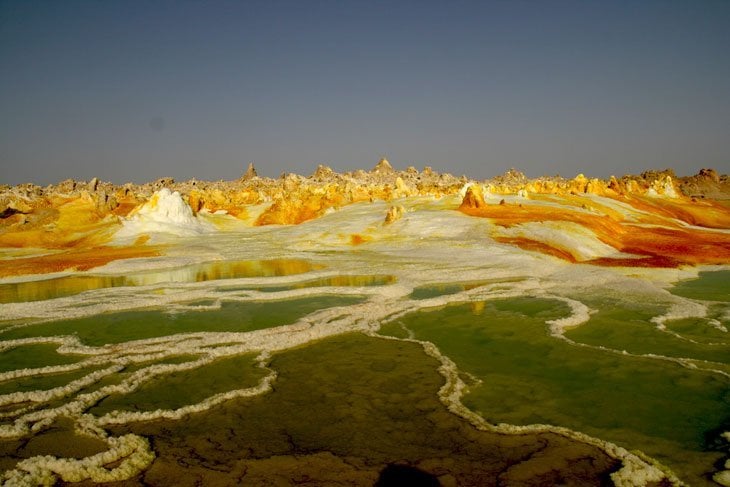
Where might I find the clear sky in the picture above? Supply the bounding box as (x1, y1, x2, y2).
(1, 0, 729, 185)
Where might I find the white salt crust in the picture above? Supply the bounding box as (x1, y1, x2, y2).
(114, 188, 214, 241)
(2, 194, 726, 485)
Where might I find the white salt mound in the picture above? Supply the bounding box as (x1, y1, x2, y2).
(116, 188, 214, 238)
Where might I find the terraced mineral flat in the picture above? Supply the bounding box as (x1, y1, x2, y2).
(0, 162, 728, 486)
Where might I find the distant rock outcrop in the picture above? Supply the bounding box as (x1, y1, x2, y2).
(679, 168, 729, 200)
(310, 164, 335, 181)
(372, 158, 394, 174)
(242, 162, 258, 181)
(698, 168, 720, 182)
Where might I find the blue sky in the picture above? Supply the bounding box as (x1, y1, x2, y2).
(1, 0, 729, 185)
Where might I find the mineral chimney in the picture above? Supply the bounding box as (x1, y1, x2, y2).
(372, 158, 394, 174)
(242, 162, 258, 181)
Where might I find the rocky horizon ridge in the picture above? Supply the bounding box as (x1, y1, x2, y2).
(2, 160, 728, 204)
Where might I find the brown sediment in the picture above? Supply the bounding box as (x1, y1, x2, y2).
(100, 334, 620, 486)
(0, 245, 163, 277)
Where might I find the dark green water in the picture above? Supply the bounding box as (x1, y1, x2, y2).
(0, 296, 364, 346)
(0, 368, 96, 397)
(91, 353, 266, 415)
(378, 297, 729, 485)
(669, 270, 730, 302)
(409, 280, 519, 300)
(0, 343, 82, 372)
(565, 304, 729, 362)
(103, 333, 620, 486)
(1, 268, 728, 485)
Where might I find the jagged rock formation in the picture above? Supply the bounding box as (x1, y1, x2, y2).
(679, 168, 730, 200)
(491, 168, 528, 187)
(0, 159, 469, 246)
(241, 163, 258, 181)
(384, 205, 405, 224)
(460, 184, 487, 209)
(310, 164, 334, 181)
(372, 158, 394, 174)
(2, 166, 727, 230)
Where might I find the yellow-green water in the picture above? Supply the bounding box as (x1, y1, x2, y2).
(0, 296, 364, 346)
(0, 259, 323, 303)
(0, 253, 728, 485)
(378, 295, 729, 484)
(102, 333, 621, 486)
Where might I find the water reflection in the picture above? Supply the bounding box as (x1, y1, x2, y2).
(409, 279, 525, 300)
(409, 281, 490, 300)
(252, 275, 397, 293)
(0, 259, 323, 303)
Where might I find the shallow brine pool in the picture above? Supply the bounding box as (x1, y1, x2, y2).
(0, 203, 728, 486)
